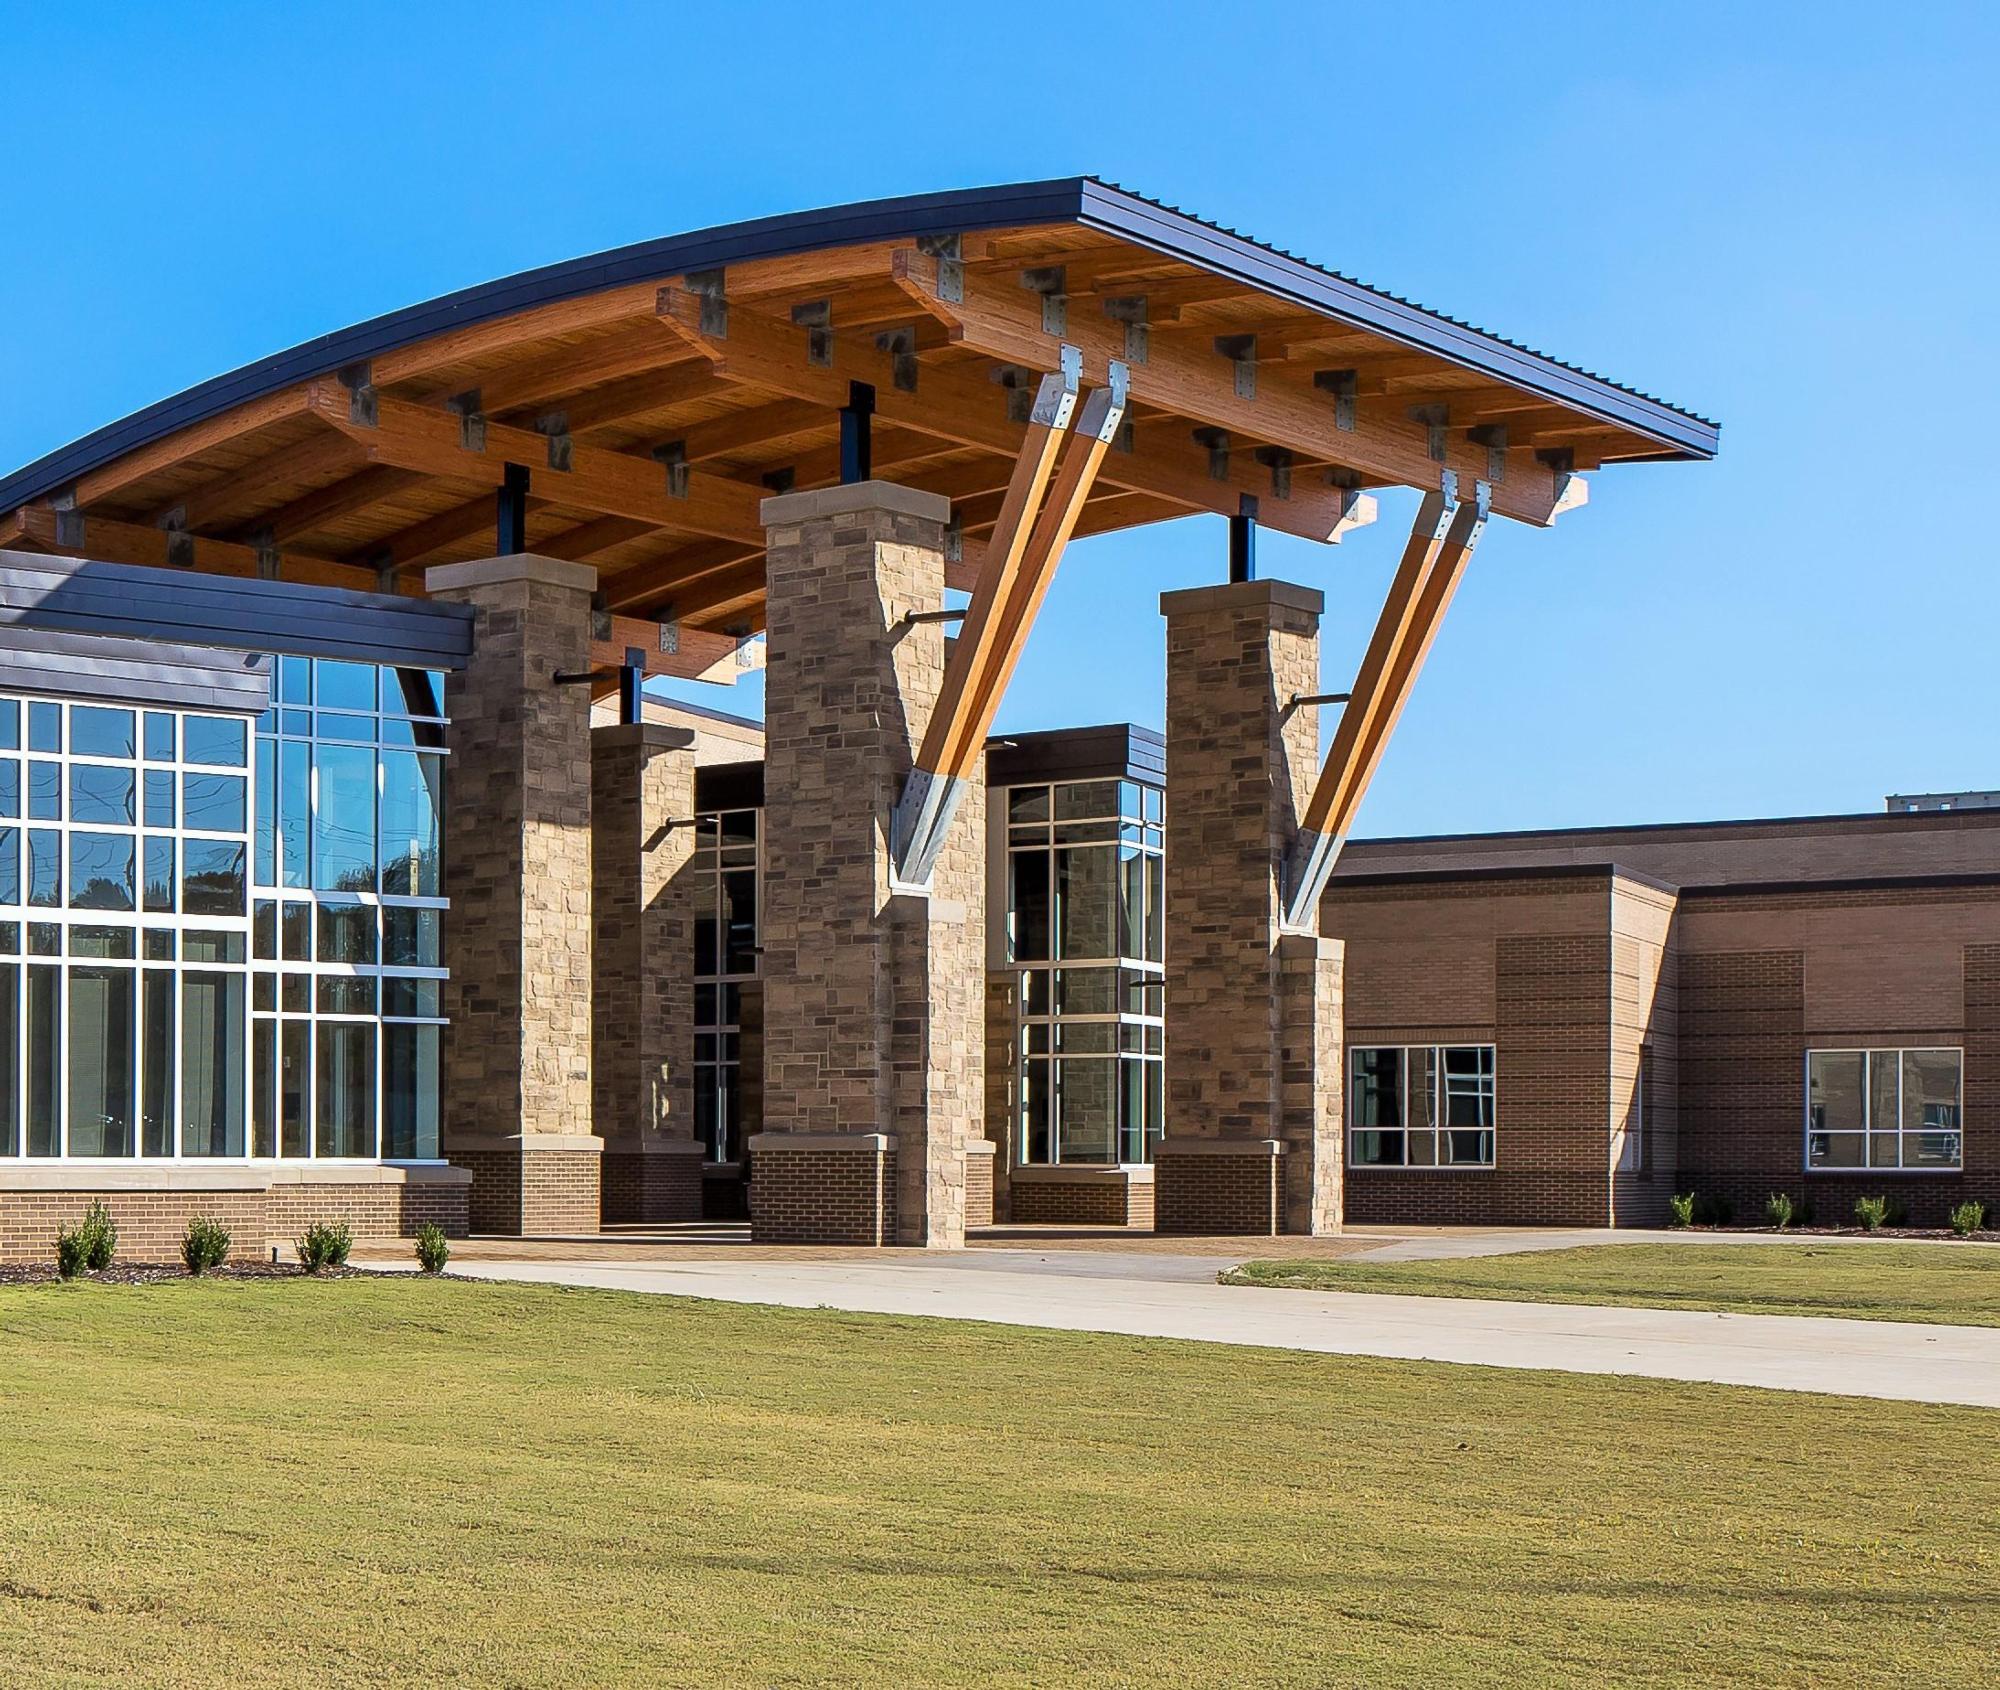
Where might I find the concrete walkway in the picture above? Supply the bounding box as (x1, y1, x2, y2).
(441, 1248, 2000, 1409)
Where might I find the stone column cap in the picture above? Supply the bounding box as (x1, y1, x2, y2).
(760, 480, 952, 529)
(425, 553, 599, 596)
(448, 1132, 605, 1154)
(591, 722, 697, 752)
(747, 1131, 898, 1152)
(1151, 1137, 1284, 1157)
(1159, 578, 1324, 619)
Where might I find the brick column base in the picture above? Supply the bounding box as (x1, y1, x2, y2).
(601, 1142, 705, 1225)
(748, 1133, 896, 1245)
(1153, 1142, 1281, 1235)
(965, 1141, 996, 1228)
(454, 1137, 602, 1236)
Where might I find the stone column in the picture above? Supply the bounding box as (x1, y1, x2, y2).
(1155, 579, 1343, 1234)
(750, 482, 983, 1247)
(427, 554, 601, 1235)
(593, 721, 704, 1224)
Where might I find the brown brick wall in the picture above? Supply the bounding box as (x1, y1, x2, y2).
(965, 1146, 995, 1228)
(1009, 1176, 1154, 1227)
(1154, 1149, 1278, 1234)
(456, 1145, 602, 1236)
(0, 1178, 469, 1266)
(601, 1150, 703, 1225)
(749, 1140, 896, 1246)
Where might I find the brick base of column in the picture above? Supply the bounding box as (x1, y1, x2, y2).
(601, 1143, 705, 1226)
(748, 1133, 896, 1245)
(1009, 1167, 1156, 1227)
(1153, 1142, 1282, 1235)
(965, 1142, 996, 1229)
(452, 1137, 603, 1236)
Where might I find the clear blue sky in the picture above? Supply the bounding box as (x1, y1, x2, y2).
(2, 2, 1994, 836)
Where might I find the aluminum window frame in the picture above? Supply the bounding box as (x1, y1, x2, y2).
(1346, 1043, 1499, 1171)
(1803, 1045, 1964, 1174)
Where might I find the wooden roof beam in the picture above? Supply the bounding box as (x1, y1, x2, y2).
(149, 427, 362, 534)
(305, 380, 767, 548)
(889, 248, 1571, 526)
(226, 463, 425, 546)
(655, 286, 1375, 546)
(12, 503, 381, 594)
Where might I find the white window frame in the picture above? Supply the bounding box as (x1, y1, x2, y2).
(1347, 1043, 1497, 1171)
(1803, 1046, 1963, 1174)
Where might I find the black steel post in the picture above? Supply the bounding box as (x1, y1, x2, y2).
(618, 646, 646, 725)
(496, 462, 531, 554)
(1228, 493, 1258, 582)
(838, 381, 876, 483)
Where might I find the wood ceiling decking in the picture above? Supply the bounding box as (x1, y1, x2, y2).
(0, 184, 1716, 678)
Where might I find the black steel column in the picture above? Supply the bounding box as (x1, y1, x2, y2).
(618, 647, 646, 725)
(496, 462, 531, 554)
(838, 381, 875, 483)
(1228, 493, 1258, 583)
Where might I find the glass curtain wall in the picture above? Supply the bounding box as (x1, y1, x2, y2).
(0, 657, 448, 1162)
(1003, 778, 1164, 1165)
(691, 806, 758, 1162)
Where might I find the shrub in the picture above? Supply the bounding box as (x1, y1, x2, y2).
(1764, 1191, 1794, 1230)
(54, 1224, 91, 1280)
(1854, 1195, 1889, 1233)
(1668, 1192, 1696, 1228)
(1949, 1201, 1986, 1238)
(296, 1219, 353, 1275)
(79, 1200, 117, 1271)
(413, 1223, 450, 1275)
(182, 1216, 231, 1275)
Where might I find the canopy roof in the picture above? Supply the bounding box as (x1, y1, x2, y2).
(0, 179, 1716, 638)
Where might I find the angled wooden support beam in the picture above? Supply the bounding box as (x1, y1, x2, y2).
(1280, 476, 1491, 930)
(891, 360, 1129, 889)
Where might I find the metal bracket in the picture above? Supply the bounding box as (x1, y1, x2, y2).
(372, 552, 398, 595)
(1286, 690, 1352, 713)
(1313, 368, 1357, 431)
(1192, 426, 1231, 482)
(1021, 266, 1067, 336)
(1113, 417, 1135, 454)
(337, 362, 377, 427)
(1102, 295, 1150, 364)
(1214, 334, 1258, 401)
(944, 514, 963, 564)
(761, 466, 796, 495)
(51, 491, 84, 550)
(1468, 423, 1509, 483)
(252, 527, 280, 581)
(536, 412, 573, 473)
(916, 233, 963, 303)
(447, 389, 486, 451)
(791, 299, 833, 366)
(1254, 445, 1294, 500)
(875, 325, 919, 392)
(902, 606, 968, 626)
(652, 441, 689, 499)
(165, 524, 195, 569)
(686, 269, 727, 337)
(1028, 346, 1083, 430)
(1409, 403, 1450, 462)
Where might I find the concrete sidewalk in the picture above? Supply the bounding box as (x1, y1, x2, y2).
(440, 1249, 2000, 1409)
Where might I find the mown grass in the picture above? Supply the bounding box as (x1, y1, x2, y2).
(1225, 1241, 2000, 1326)
(0, 1276, 1995, 1687)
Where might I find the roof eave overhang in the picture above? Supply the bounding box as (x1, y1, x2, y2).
(0, 177, 1715, 516)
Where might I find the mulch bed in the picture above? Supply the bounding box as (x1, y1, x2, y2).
(0, 1263, 385, 1286)
(1679, 1225, 1991, 1242)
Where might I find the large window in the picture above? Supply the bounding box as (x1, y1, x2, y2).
(1005, 778, 1164, 1165)
(1806, 1048, 1961, 1172)
(250, 656, 448, 1161)
(1349, 1045, 1496, 1168)
(691, 806, 758, 1163)
(0, 694, 252, 1157)
(0, 657, 450, 1162)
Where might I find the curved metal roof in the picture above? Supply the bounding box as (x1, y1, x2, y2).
(0, 178, 1716, 515)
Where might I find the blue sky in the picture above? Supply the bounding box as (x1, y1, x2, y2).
(1, 2, 1994, 836)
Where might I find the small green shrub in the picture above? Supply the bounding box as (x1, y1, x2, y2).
(1854, 1195, 1889, 1233)
(78, 1200, 117, 1270)
(54, 1224, 91, 1280)
(1668, 1192, 1696, 1228)
(296, 1219, 353, 1275)
(1949, 1201, 1986, 1238)
(1764, 1191, 1794, 1230)
(182, 1216, 231, 1275)
(413, 1223, 450, 1275)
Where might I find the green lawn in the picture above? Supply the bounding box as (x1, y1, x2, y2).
(1, 1278, 1995, 1687)
(1226, 1241, 2000, 1326)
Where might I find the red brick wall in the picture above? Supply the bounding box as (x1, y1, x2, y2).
(749, 1140, 895, 1245)
(1155, 1152, 1278, 1234)
(601, 1151, 703, 1226)
(1009, 1176, 1154, 1227)
(0, 1179, 469, 1266)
